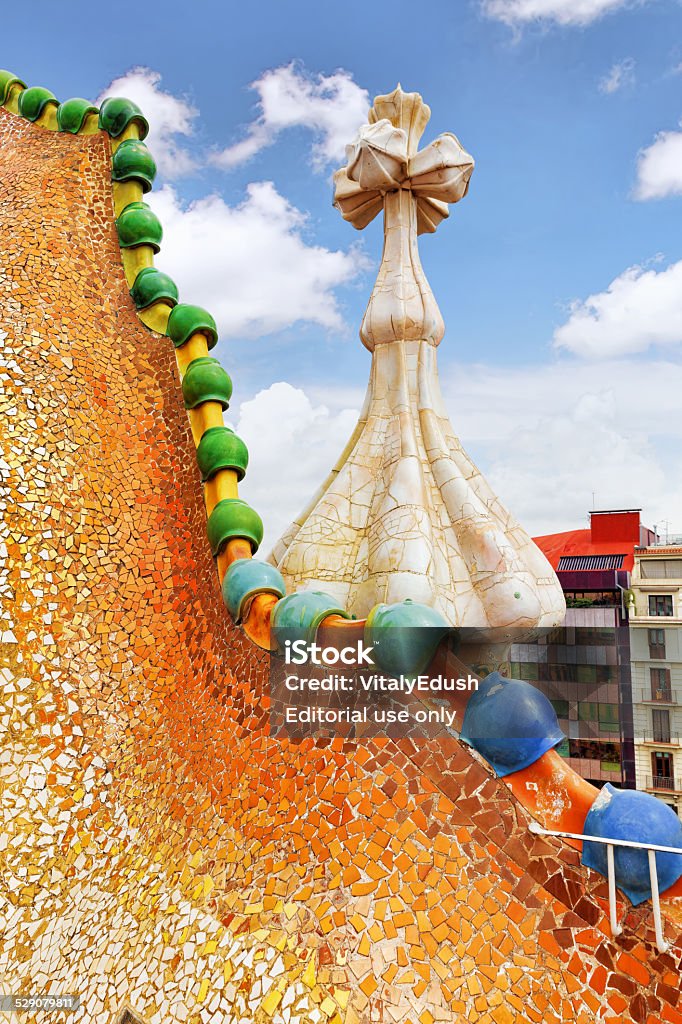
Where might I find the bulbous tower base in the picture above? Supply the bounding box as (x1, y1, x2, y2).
(270, 337, 565, 627)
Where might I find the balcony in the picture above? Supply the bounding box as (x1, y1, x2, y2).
(646, 775, 682, 794)
(639, 689, 679, 704)
(641, 737, 681, 747)
(632, 616, 679, 627)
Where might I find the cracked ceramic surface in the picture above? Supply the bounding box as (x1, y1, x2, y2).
(270, 86, 565, 629)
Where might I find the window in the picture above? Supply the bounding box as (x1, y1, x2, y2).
(568, 739, 620, 765)
(509, 661, 539, 681)
(641, 559, 682, 579)
(651, 751, 674, 791)
(579, 628, 616, 645)
(578, 702, 598, 722)
(648, 628, 666, 659)
(599, 745, 621, 767)
(652, 708, 671, 744)
(652, 751, 673, 779)
(598, 703, 619, 733)
(650, 667, 672, 701)
(564, 591, 619, 608)
(550, 699, 569, 718)
(558, 554, 624, 570)
(648, 594, 673, 616)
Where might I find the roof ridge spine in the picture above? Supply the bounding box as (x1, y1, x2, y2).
(0, 69, 266, 641)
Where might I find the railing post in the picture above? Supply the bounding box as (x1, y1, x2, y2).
(606, 843, 622, 939)
(647, 849, 670, 954)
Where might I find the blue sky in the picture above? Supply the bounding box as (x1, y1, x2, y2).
(4, 0, 682, 549)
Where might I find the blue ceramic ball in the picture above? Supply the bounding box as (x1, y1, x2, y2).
(582, 783, 682, 905)
(460, 672, 565, 777)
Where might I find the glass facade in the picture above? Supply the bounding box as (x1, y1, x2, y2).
(510, 595, 635, 789)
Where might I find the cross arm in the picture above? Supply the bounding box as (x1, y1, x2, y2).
(333, 119, 474, 235)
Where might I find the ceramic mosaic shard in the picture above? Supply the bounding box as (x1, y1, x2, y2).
(271, 86, 566, 629)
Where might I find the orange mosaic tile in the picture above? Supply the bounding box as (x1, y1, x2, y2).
(0, 104, 680, 1024)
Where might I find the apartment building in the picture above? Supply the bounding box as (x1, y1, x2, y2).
(629, 540, 682, 815)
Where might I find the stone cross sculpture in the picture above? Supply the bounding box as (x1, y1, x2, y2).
(270, 86, 565, 628)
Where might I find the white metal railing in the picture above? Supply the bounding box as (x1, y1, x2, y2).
(528, 821, 682, 953)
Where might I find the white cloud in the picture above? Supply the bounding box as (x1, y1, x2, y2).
(232, 383, 360, 553)
(552, 259, 682, 358)
(97, 67, 198, 178)
(97, 63, 369, 177)
(213, 62, 369, 172)
(634, 122, 682, 199)
(482, 0, 637, 26)
(149, 183, 366, 338)
(441, 357, 682, 537)
(599, 57, 636, 94)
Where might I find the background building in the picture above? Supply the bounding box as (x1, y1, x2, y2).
(512, 510, 657, 790)
(629, 539, 682, 815)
